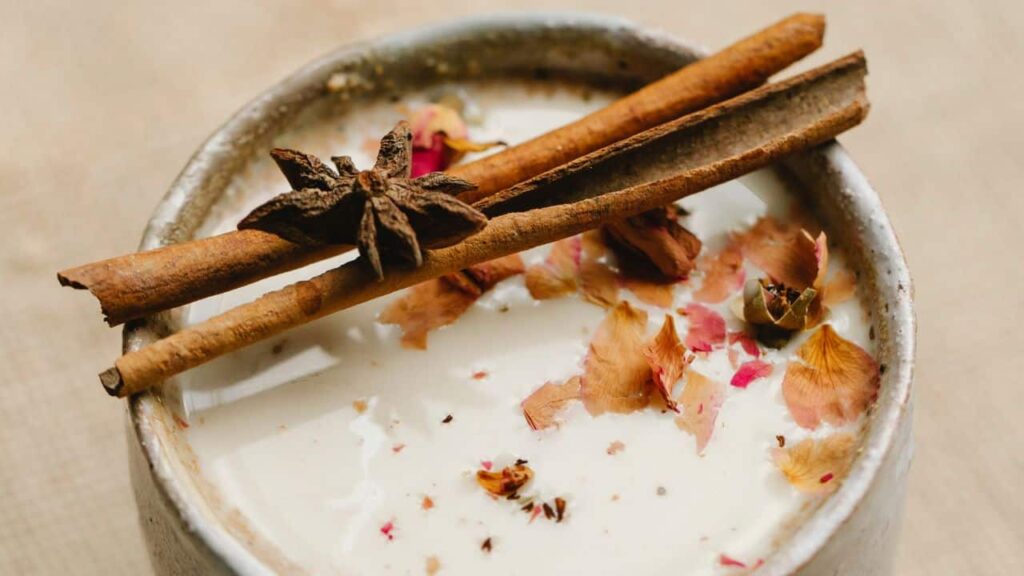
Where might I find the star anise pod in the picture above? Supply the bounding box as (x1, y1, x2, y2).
(238, 121, 487, 279)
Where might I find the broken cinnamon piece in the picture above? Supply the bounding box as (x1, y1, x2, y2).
(604, 205, 702, 279)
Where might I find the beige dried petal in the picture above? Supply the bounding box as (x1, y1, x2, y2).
(693, 243, 746, 304)
(525, 238, 581, 300)
(521, 376, 581, 430)
(782, 325, 880, 429)
(674, 371, 725, 455)
(643, 315, 688, 412)
(773, 433, 856, 494)
(581, 302, 652, 415)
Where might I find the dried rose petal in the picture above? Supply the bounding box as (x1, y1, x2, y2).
(381, 254, 523, 349)
(579, 257, 619, 308)
(380, 520, 396, 541)
(460, 254, 526, 290)
(607, 441, 626, 455)
(581, 302, 652, 415)
(718, 554, 747, 568)
(772, 433, 856, 494)
(643, 315, 689, 412)
(728, 330, 761, 358)
(680, 303, 726, 352)
(740, 219, 824, 290)
(525, 237, 581, 300)
(693, 243, 745, 303)
(521, 376, 581, 430)
(674, 371, 725, 454)
(379, 279, 476, 349)
(782, 325, 880, 429)
(622, 276, 676, 308)
(604, 206, 702, 279)
(476, 463, 534, 497)
(822, 269, 857, 307)
(730, 360, 773, 389)
(409, 103, 503, 177)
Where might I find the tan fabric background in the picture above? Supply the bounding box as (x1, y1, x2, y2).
(2, 0, 1021, 574)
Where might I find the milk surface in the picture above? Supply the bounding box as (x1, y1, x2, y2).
(182, 83, 874, 575)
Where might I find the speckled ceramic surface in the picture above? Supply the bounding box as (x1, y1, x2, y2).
(124, 13, 914, 575)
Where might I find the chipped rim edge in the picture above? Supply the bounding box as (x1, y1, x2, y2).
(124, 11, 915, 575)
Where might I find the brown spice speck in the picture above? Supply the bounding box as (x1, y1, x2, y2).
(776, 435, 786, 448)
(656, 486, 667, 496)
(472, 370, 489, 380)
(542, 502, 555, 520)
(425, 555, 441, 575)
(422, 496, 434, 510)
(442, 414, 454, 424)
(611, 494, 620, 502)
(606, 441, 625, 455)
(352, 399, 368, 414)
(481, 537, 493, 553)
(554, 497, 566, 522)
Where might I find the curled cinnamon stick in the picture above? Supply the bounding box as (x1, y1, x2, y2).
(60, 13, 825, 326)
(101, 52, 868, 397)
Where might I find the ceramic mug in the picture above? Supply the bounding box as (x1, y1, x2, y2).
(124, 13, 915, 575)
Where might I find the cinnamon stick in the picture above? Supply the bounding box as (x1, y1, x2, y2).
(60, 13, 825, 326)
(101, 52, 868, 397)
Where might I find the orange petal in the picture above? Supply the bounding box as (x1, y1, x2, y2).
(379, 279, 476, 349)
(579, 258, 620, 308)
(674, 371, 725, 454)
(693, 242, 746, 303)
(643, 315, 689, 412)
(521, 376, 581, 430)
(772, 433, 856, 494)
(476, 463, 534, 497)
(782, 325, 880, 429)
(525, 237, 581, 300)
(581, 302, 652, 415)
(463, 254, 525, 289)
(740, 217, 824, 290)
(821, 269, 857, 307)
(381, 255, 523, 349)
(622, 276, 675, 308)
(680, 303, 726, 352)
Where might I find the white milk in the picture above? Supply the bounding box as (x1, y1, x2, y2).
(182, 83, 874, 575)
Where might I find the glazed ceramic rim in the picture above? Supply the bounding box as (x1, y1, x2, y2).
(125, 12, 915, 575)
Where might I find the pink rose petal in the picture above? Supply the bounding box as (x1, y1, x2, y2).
(680, 303, 726, 352)
(730, 360, 773, 389)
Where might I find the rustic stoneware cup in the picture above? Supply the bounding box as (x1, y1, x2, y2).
(124, 13, 915, 575)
